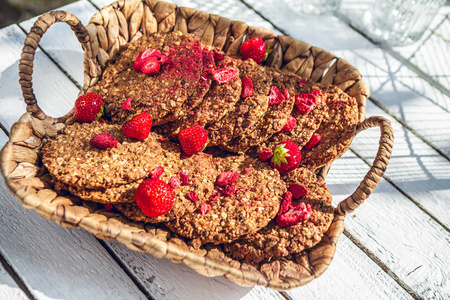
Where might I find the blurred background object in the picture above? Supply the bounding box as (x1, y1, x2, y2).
(0, 0, 76, 28)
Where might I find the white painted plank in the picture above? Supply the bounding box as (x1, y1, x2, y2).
(20, 0, 100, 86)
(243, 0, 450, 158)
(325, 151, 450, 299)
(0, 25, 79, 131)
(0, 261, 29, 300)
(351, 101, 450, 229)
(105, 241, 284, 300)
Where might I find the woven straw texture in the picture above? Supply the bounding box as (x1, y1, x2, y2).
(1, 0, 394, 290)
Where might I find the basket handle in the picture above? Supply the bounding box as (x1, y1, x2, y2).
(19, 10, 92, 121)
(336, 116, 394, 215)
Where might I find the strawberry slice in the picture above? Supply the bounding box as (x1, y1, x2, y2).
(213, 67, 239, 84)
(295, 90, 320, 114)
(241, 77, 253, 98)
(140, 57, 161, 75)
(276, 191, 312, 227)
(279, 115, 297, 133)
(122, 96, 133, 110)
(288, 183, 308, 199)
(258, 149, 273, 162)
(268, 86, 285, 105)
(304, 133, 322, 149)
(134, 49, 161, 72)
(89, 132, 118, 149)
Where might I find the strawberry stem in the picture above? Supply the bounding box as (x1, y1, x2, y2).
(271, 143, 290, 166)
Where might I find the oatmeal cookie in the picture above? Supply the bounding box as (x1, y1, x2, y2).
(154, 56, 242, 138)
(220, 69, 296, 153)
(260, 78, 328, 151)
(207, 59, 272, 146)
(224, 167, 334, 263)
(165, 155, 286, 244)
(41, 121, 180, 190)
(92, 32, 204, 125)
(300, 85, 359, 170)
(113, 153, 223, 223)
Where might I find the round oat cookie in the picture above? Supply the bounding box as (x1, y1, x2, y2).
(224, 167, 334, 264)
(300, 85, 359, 170)
(260, 77, 328, 152)
(113, 153, 224, 223)
(93, 32, 204, 125)
(40, 121, 179, 190)
(220, 69, 296, 153)
(154, 56, 242, 138)
(165, 155, 286, 244)
(52, 139, 181, 203)
(207, 58, 272, 146)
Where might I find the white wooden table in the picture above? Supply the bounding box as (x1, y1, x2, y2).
(0, 0, 449, 299)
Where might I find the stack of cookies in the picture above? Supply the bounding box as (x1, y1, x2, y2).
(40, 31, 359, 264)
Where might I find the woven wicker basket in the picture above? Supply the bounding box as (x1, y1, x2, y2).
(1, 0, 394, 290)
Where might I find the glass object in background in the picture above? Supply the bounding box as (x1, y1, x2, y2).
(284, 0, 342, 15)
(364, 0, 446, 46)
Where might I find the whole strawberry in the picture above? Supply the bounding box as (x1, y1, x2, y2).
(269, 140, 301, 174)
(74, 93, 104, 122)
(240, 37, 266, 63)
(122, 111, 152, 140)
(135, 179, 174, 217)
(178, 124, 208, 155)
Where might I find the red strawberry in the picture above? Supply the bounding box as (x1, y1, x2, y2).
(135, 179, 174, 218)
(288, 183, 308, 199)
(295, 90, 320, 114)
(269, 141, 301, 174)
(74, 93, 104, 122)
(89, 132, 118, 149)
(241, 77, 253, 98)
(279, 115, 297, 133)
(121, 111, 152, 141)
(140, 56, 161, 75)
(122, 96, 133, 110)
(304, 133, 322, 150)
(213, 67, 239, 84)
(276, 191, 312, 227)
(240, 37, 266, 63)
(268, 86, 285, 105)
(258, 149, 273, 162)
(104, 203, 114, 210)
(178, 124, 208, 155)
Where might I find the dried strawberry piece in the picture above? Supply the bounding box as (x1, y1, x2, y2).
(213, 67, 239, 84)
(276, 191, 312, 227)
(134, 49, 160, 71)
(295, 92, 318, 114)
(288, 183, 308, 199)
(217, 172, 240, 186)
(122, 96, 133, 110)
(89, 132, 118, 149)
(169, 176, 181, 189)
(283, 88, 290, 100)
(201, 202, 211, 215)
(150, 166, 164, 179)
(157, 137, 168, 142)
(104, 203, 113, 210)
(268, 86, 285, 105)
(188, 191, 198, 203)
(300, 79, 306, 85)
(241, 77, 253, 98)
(221, 185, 236, 196)
(209, 192, 220, 202)
(279, 115, 297, 133)
(141, 57, 161, 75)
(212, 51, 224, 63)
(304, 133, 322, 150)
(180, 170, 191, 186)
(258, 149, 273, 162)
(245, 168, 252, 174)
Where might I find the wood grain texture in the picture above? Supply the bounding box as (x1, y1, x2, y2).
(352, 101, 450, 229)
(244, 0, 450, 158)
(0, 261, 29, 300)
(326, 151, 450, 299)
(0, 25, 78, 130)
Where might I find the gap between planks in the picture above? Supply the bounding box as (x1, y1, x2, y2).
(0, 251, 36, 300)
